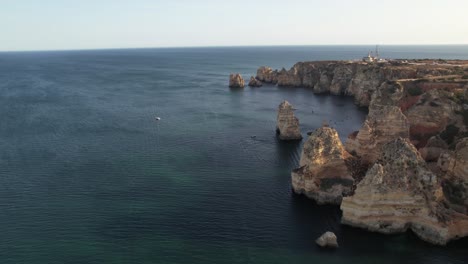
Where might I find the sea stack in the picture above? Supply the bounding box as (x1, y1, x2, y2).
(276, 101, 302, 140)
(340, 138, 468, 245)
(229, 73, 245, 88)
(291, 126, 354, 204)
(248, 76, 263, 87)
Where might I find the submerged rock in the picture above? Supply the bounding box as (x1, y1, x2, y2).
(229, 73, 245, 88)
(341, 138, 468, 245)
(291, 126, 354, 204)
(248, 76, 262, 87)
(276, 101, 302, 141)
(316, 232, 339, 248)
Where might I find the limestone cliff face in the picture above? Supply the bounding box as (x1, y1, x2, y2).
(291, 126, 354, 204)
(276, 101, 302, 140)
(341, 138, 468, 245)
(441, 138, 468, 214)
(229, 73, 245, 88)
(405, 90, 462, 146)
(277, 67, 302, 87)
(345, 104, 410, 164)
(419, 136, 449, 162)
(256, 61, 459, 106)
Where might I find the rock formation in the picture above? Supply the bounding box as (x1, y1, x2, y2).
(254, 60, 468, 245)
(248, 76, 262, 87)
(419, 136, 449, 162)
(405, 89, 462, 146)
(441, 138, 468, 214)
(256, 66, 277, 83)
(291, 126, 354, 204)
(341, 138, 468, 245)
(276, 101, 302, 141)
(345, 104, 410, 164)
(316, 232, 339, 248)
(229, 73, 245, 88)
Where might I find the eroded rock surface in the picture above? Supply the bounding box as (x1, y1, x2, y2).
(441, 138, 468, 214)
(229, 73, 245, 88)
(276, 101, 302, 141)
(256, 66, 277, 83)
(248, 76, 262, 87)
(291, 126, 353, 204)
(405, 90, 462, 146)
(255, 61, 459, 106)
(419, 136, 449, 162)
(345, 105, 410, 163)
(341, 138, 468, 245)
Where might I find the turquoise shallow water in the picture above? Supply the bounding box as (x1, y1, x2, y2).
(0, 46, 467, 264)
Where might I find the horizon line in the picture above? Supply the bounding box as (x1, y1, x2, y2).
(1, 43, 468, 53)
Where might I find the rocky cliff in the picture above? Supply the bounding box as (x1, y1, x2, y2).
(291, 126, 354, 204)
(256, 61, 461, 106)
(419, 135, 449, 162)
(345, 104, 410, 164)
(276, 101, 302, 140)
(257, 60, 468, 245)
(341, 138, 468, 245)
(441, 138, 468, 214)
(405, 89, 463, 147)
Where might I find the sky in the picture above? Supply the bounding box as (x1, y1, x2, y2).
(1, 0, 467, 51)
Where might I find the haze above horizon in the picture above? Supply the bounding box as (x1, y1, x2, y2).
(1, 0, 467, 52)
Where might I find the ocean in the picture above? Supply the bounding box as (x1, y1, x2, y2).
(0, 45, 467, 264)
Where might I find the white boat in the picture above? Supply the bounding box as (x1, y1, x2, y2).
(155, 117, 161, 121)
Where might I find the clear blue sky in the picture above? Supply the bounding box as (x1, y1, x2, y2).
(1, 0, 467, 51)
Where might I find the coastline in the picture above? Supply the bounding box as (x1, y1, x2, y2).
(246, 59, 468, 245)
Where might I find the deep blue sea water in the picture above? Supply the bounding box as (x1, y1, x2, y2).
(0, 45, 467, 264)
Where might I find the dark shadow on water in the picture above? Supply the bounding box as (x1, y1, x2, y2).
(274, 136, 302, 168)
(289, 192, 342, 251)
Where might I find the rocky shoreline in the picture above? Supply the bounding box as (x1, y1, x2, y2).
(243, 59, 468, 245)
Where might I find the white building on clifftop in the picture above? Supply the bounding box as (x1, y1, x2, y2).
(362, 45, 386, 63)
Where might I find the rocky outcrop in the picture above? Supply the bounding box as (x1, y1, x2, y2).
(316, 232, 339, 248)
(229, 73, 245, 88)
(248, 76, 262, 87)
(437, 152, 453, 173)
(441, 138, 468, 214)
(341, 138, 468, 245)
(419, 136, 449, 162)
(256, 66, 277, 83)
(345, 105, 410, 163)
(276, 101, 302, 141)
(291, 126, 354, 204)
